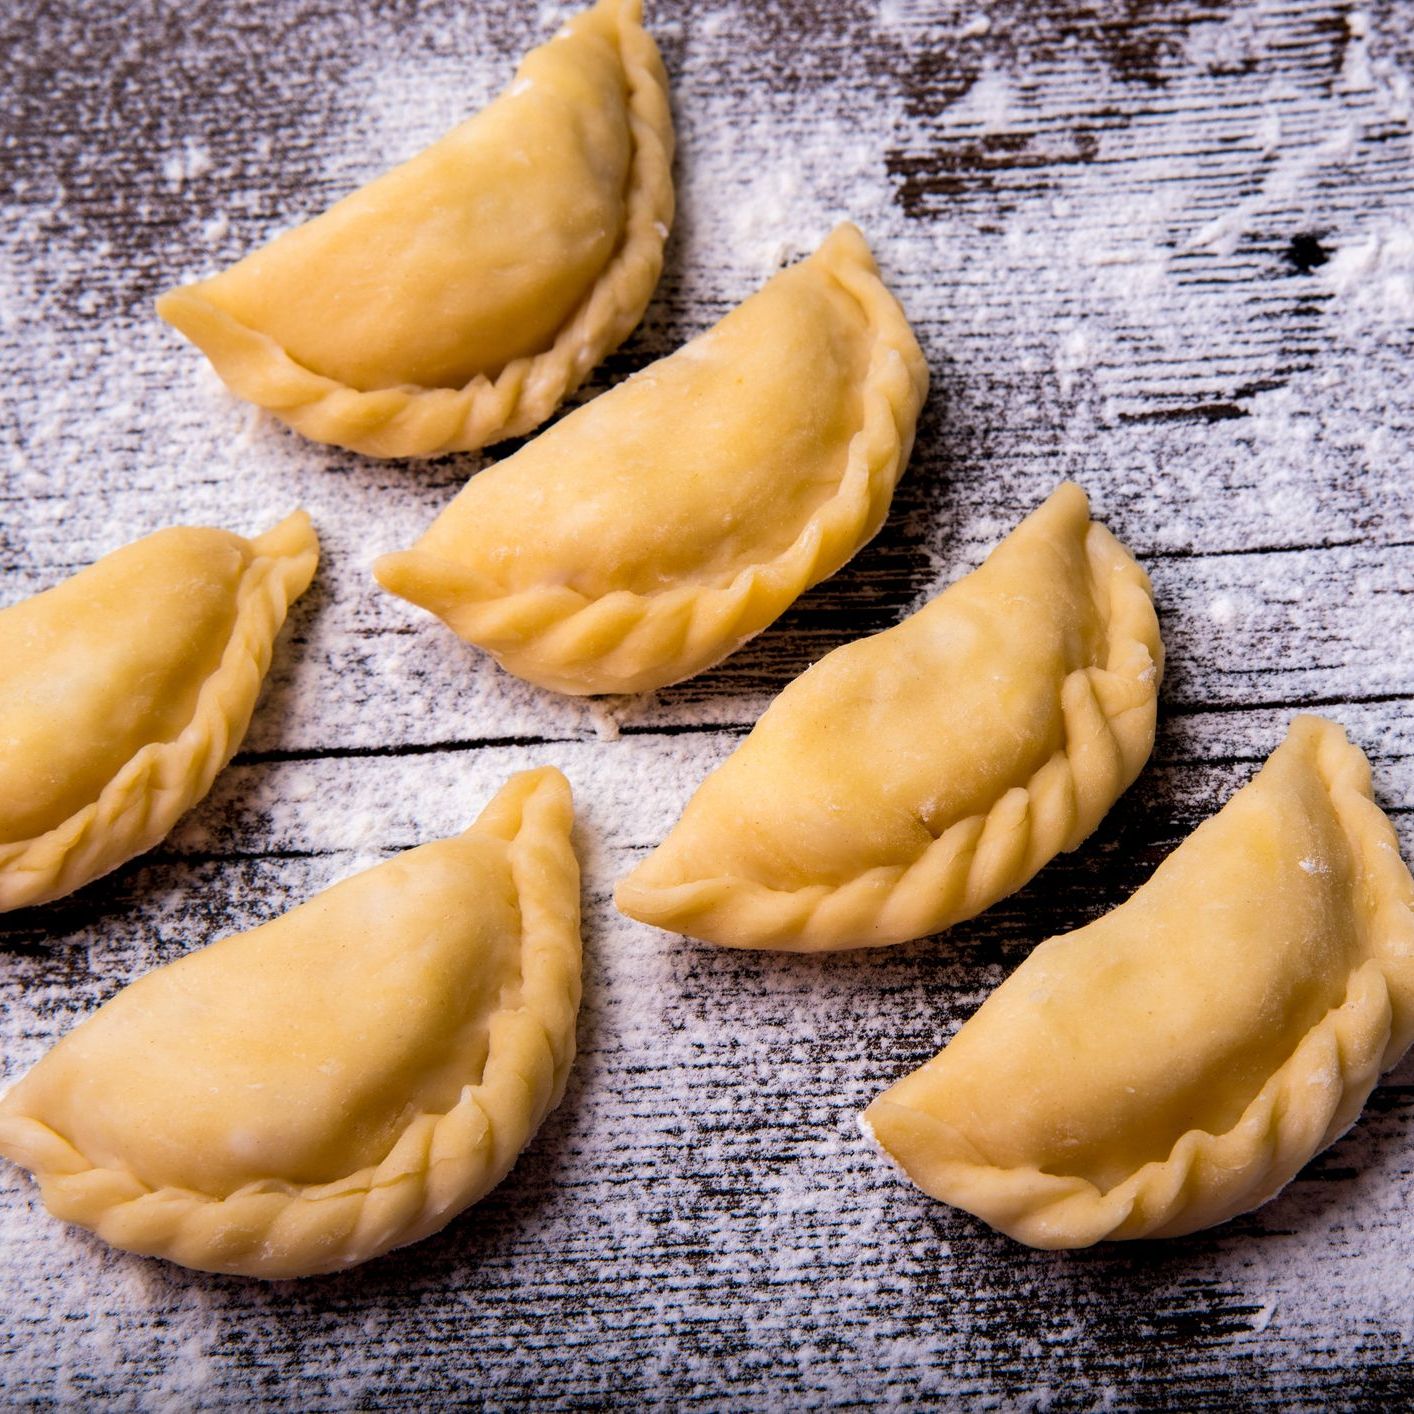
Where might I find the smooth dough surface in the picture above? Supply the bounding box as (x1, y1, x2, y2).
(374, 222, 929, 695)
(615, 482, 1161, 949)
(156, 0, 674, 458)
(0, 511, 318, 912)
(864, 716, 1414, 1248)
(0, 768, 580, 1278)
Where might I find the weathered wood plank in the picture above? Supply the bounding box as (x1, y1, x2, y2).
(2, 0, 1412, 1405)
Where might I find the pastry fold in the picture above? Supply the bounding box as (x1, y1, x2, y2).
(157, 0, 674, 458)
(0, 512, 318, 911)
(863, 717, 1414, 1247)
(0, 768, 581, 1278)
(615, 482, 1161, 949)
(374, 222, 928, 695)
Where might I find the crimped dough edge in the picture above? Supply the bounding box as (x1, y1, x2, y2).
(373, 221, 930, 695)
(614, 482, 1162, 950)
(0, 767, 581, 1279)
(0, 511, 319, 913)
(862, 716, 1414, 1248)
(155, 0, 675, 459)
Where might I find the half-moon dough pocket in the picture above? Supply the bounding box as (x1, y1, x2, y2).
(863, 717, 1414, 1247)
(615, 482, 1161, 949)
(374, 222, 928, 695)
(0, 767, 580, 1278)
(0, 511, 319, 911)
(157, 0, 674, 458)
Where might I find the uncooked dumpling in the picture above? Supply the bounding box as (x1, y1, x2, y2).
(374, 222, 928, 695)
(0, 512, 318, 912)
(615, 482, 1161, 949)
(0, 768, 580, 1278)
(863, 717, 1414, 1247)
(156, 0, 674, 458)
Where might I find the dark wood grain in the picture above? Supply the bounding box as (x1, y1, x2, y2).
(2, 0, 1412, 1407)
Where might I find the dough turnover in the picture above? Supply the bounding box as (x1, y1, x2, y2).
(615, 482, 1161, 949)
(374, 223, 928, 695)
(0, 768, 580, 1278)
(863, 717, 1414, 1247)
(156, 0, 674, 458)
(0, 512, 318, 912)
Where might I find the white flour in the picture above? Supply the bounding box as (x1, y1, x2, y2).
(1, 0, 1412, 1405)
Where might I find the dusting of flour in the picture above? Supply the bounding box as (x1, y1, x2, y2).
(1, 0, 1412, 1406)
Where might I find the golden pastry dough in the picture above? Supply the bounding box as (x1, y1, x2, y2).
(374, 222, 928, 695)
(863, 717, 1414, 1248)
(0, 512, 318, 912)
(615, 482, 1161, 949)
(156, 0, 674, 458)
(0, 768, 580, 1278)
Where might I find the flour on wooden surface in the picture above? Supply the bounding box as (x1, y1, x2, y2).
(2, 0, 1413, 1406)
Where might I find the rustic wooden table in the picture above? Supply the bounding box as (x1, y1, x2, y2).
(2, 0, 1412, 1406)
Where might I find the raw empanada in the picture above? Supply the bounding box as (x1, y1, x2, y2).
(156, 0, 674, 458)
(615, 482, 1161, 949)
(374, 222, 929, 695)
(0, 512, 318, 912)
(0, 768, 580, 1278)
(862, 716, 1414, 1248)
